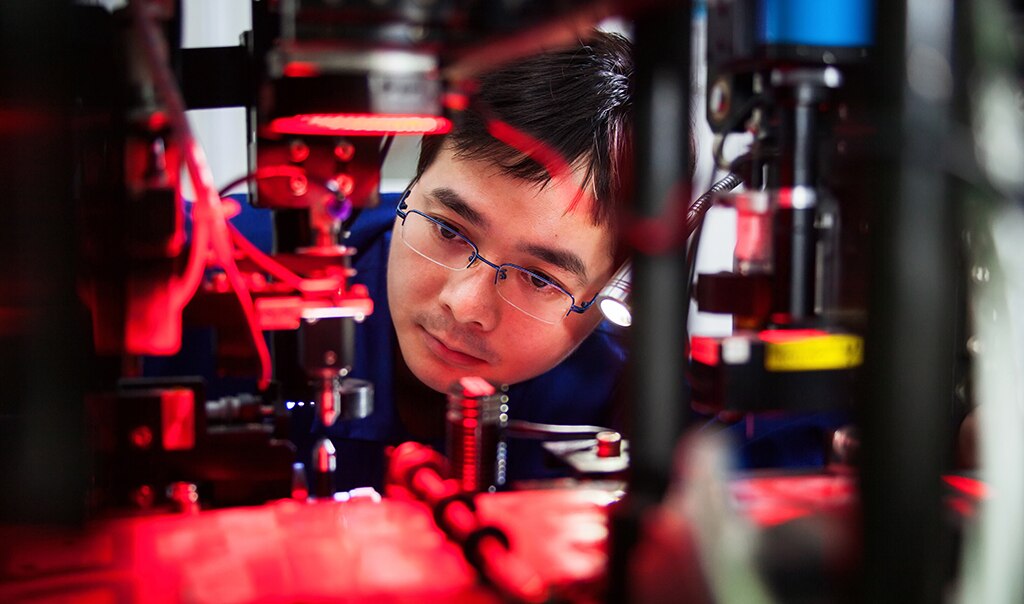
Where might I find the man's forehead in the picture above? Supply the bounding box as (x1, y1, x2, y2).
(442, 138, 602, 218)
(426, 145, 616, 253)
(421, 178, 607, 238)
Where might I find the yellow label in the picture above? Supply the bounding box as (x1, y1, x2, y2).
(764, 334, 864, 372)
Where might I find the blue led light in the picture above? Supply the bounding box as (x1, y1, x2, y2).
(760, 0, 874, 47)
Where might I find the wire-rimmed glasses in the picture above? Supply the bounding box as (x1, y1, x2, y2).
(395, 191, 597, 324)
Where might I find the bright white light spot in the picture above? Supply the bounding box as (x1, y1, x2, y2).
(599, 298, 632, 327)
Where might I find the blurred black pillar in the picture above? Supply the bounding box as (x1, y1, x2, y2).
(608, 3, 693, 602)
(0, 0, 90, 524)
(627, 0, 694, 509)
(860, 0, 957, 601)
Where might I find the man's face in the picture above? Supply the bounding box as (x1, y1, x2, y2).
(387, 144, 616, 393)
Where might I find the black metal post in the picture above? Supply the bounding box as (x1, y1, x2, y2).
(860, 0, 957, 601)
(608, 3, 693, 602)
(627, 0, 694, 507)
(0, 0, 89, 524)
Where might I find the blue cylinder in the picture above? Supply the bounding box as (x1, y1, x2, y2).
(759, 0, 874, 47)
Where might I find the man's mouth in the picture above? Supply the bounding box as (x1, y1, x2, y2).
(420, 327, 490, 368)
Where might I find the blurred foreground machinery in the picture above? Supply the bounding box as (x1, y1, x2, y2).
(2, 0, 1024, 603)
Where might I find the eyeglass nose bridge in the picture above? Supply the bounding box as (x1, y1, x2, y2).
(466, 253, 505, 281)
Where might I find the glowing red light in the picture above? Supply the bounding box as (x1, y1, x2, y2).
(458, 376, 495, 397)
(485, 117, 590, 214)
(487, 118, 574, 183)
(283, 62, 320, 78)
(147, 110, 169, 132)
(943, 475, 989, 499)
(758, 328, 829, 343)
(690, 336, 720, 366)
(443, 91, 470, 112)
(161, 388, 195, 451)
(130, 426, 154, 449)
(269, 114, 451, 136)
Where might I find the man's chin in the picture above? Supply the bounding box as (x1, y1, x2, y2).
(411, 361, 510, 394)
(407, 360, 466, 393)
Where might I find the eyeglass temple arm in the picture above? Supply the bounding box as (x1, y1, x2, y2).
(571, 258, 630, 316)
(569, 296, 598, 315)
(395, 188, 412, 217)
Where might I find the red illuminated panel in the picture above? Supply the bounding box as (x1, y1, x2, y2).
(758, 328, 828, 343)
(161, 387, 195, 451)
(690, 336, 720, 366)
(269, 114, 451, 136)
(122, 277, 183, 355)
(282, 61, 320, 78)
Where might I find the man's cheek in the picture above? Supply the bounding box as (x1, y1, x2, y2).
(392, 262, 430, 304)
(401, 258, 441, 295)
(494, 342, 552, 375)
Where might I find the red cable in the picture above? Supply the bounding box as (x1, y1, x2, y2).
(132, 1, 272, 389)
(228, 224, 306, 292)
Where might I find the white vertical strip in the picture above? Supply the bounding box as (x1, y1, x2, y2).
(689, 11, 735, 338)
(180, 0, 252, 198)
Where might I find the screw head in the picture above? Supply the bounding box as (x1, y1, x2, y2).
(132, 485, 155, 509)
(130, 425, 154, 450)
(288, 139, 310, 163)
(334, 140, 356, 162)
(332, 173, 355, 197)
(289, 174, 308, 196)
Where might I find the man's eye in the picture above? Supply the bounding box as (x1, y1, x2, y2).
(524, 270, 562, 292)
(432, 219, 461, 240)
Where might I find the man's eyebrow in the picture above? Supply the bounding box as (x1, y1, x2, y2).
(427, 187, 490, 229)
(519, 243, 589, 286)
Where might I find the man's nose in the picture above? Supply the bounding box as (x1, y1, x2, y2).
(438, 263, 501, 331)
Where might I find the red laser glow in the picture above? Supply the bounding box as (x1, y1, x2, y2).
(269, 114, 451, 136)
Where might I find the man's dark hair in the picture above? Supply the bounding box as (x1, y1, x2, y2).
(416, 31, 634, 234)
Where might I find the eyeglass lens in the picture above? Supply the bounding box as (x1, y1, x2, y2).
(400, 210, 572, 323)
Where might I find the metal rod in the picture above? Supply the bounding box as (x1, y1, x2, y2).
(608, 2, 693, 601)
(627, 0, 694, 504)
(0, 0, 90, 524)
(860, 0, 957, 601)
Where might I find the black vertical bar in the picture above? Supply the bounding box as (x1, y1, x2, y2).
(608, 3, 693, 602)
(860, 0, 956, 601)
(777, 80, 823, 322)
(628, 0, 694, 504)
(0, 0, 89, 524)
(792, 84, 819, 187)
(790, 84, 821, 320)
(788, 208, 816, 319)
